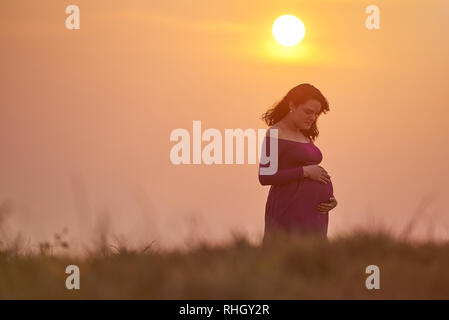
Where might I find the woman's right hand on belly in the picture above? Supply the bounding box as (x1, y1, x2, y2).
(303, 165, 331, 184)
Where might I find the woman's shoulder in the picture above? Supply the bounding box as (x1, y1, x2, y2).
(265, 125, 285, 139)
(265, 125, 313, 144)
(266, 124, 279, 136)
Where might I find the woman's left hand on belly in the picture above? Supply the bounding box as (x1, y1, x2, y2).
(317, 196, 338, 214)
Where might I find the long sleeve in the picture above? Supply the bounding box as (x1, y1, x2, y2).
(259, 164, 304, 186)
(258, 135, 305, 186)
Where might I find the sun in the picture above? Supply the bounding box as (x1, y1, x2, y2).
(272, 15, 306, 47)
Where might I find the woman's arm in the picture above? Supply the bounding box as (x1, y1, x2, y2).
(258, 164, 304, 186)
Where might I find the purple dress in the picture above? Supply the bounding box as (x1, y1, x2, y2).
(258, 136, 334, 240)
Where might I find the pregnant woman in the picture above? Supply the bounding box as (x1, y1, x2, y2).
(258, 83, 338, 243)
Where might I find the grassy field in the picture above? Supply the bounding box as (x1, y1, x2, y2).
(1, 228, 449, 299)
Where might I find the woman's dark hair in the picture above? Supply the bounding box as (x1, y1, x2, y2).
(260, 83, 330, 141)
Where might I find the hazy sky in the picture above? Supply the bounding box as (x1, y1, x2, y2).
(1, 0, 448, 251)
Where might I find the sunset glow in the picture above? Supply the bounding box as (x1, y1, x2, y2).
(1, 0, 448, 258)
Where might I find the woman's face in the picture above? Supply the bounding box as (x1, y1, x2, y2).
(289, 98, 322, 130)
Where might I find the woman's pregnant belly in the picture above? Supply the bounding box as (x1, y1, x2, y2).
(298, 177, 334, 205)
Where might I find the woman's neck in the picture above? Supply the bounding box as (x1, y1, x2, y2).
(278, 118, 299, 134)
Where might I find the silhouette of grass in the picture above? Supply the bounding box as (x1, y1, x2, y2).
(1, 196, 448, 299)
(1, 226, 449, 299)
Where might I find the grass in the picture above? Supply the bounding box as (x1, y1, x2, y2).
(1, 229, 449, 299)
(1, 195, 448, 299)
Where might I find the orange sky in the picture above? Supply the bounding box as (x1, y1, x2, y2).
(1, 0, 448, 252)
